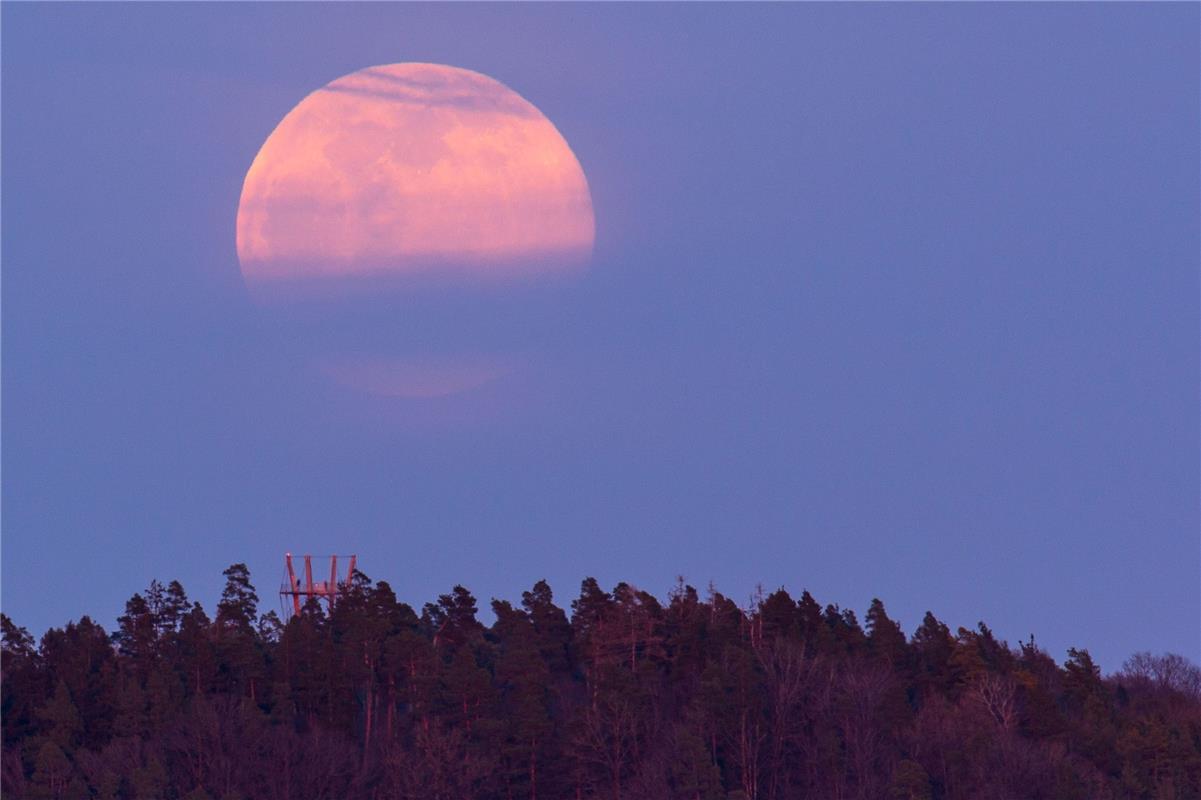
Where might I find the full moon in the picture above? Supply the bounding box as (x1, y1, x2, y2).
(236, 63, 595, 294)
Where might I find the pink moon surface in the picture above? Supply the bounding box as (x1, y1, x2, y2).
(236, 62, 595, 295)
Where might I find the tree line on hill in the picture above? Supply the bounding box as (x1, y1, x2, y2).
(2, 564, 1200, 800)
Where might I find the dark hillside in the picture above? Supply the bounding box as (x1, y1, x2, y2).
(3, 565, 1199, 799)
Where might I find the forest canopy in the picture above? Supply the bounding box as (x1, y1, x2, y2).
(3, 565, 1199, 800)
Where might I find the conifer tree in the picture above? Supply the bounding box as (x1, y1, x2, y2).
(29, 739, 83, 800)
(865, 598, 909, 669)
(177, 602, 217, 696)
(214, 564, 265, 703)
(160, 581, 191, 636)
(492, 600, 557, 800)
(521, 580, 573, 678)
(216, 564, 259, 633)
(758, 589, 799, 642)
(38, 617, 116, 749)
(113, 593, 157, 675)
(39, 681, 83, 752)
(2, 614, 42, 749)
(912, 611, 958, 698)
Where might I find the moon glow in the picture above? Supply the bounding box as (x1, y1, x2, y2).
(236, 63, 595, 293)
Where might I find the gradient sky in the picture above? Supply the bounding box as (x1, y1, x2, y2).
(3, 3, 1198, 671)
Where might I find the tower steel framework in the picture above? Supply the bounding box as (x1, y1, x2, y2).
(280, 553, 357, 617)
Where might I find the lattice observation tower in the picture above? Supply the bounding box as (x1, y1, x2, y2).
(280, 553, 357, 618)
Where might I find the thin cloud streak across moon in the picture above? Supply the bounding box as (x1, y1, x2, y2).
(235, 63, 596, 400)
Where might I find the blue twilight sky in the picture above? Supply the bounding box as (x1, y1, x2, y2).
(2, 3, 1198, 671)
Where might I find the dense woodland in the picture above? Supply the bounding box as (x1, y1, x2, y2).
(3, 565, 1200, 800)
